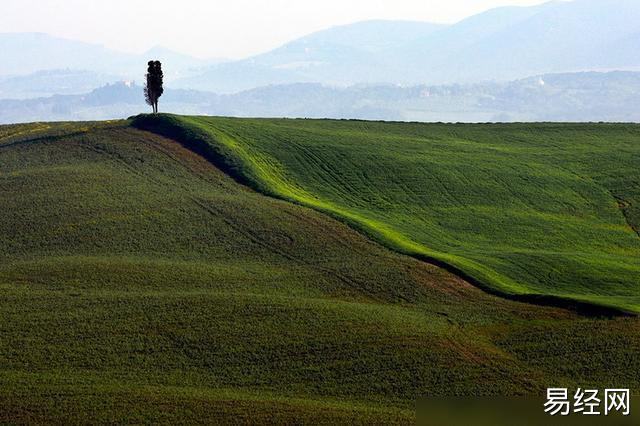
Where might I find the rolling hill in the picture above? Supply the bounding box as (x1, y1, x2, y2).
(133, 115, 640, 314)
(1, 118, 639, 423)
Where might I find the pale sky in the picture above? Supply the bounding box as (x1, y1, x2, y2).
(3, 0, 552, 59)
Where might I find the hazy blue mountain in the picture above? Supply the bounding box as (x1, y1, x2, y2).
(3, 71, 639, 124)
(0, 69, 120, 99)
(0, 33, 126, 76)
(0, 33, 220, 81)
(386, 2, 560, 82)
(603, 31, 640, 69)
(3, 0, 639, 96)
(2, 0, 640, 100)
(408, 0, 640, 82)
(173, 20, 447, 92)
(265, 19, 447, 58)
(175, 0, 640, 91)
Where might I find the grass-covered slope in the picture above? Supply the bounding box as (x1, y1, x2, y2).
(134, 115, 640, 313)
(1, 120, 640, 423)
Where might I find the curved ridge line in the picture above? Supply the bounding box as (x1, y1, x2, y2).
(130, 114, 635, 318)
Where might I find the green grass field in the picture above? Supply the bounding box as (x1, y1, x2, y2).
(132, 115, 640, 313)
(1, 118, 639, 423)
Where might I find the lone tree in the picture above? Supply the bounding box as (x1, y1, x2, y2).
(144, 60, 164, 113)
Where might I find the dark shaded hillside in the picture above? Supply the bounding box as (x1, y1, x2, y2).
(1, 121, 639, 423)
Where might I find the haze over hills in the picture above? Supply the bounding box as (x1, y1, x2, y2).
(2, 71, 639, 124)
(0, 69, 120, 99)
(174, 0, 640, 92)
(0, 32, 222, 95)
(173, 20, 447, 93)
(4, 0, 640, 96)
(1, 0, 640, 121)
(399, 0, 640, 82)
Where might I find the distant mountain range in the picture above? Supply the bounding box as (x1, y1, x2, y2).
(173, 0, 640, 92)
(0, 69, 121, 99)
(0, 33, 222, 91)
(171, 20, 446, 93)
(1, 0, 639, 123)
(2, 0, 640, 99)
(2, 71, 639, 124)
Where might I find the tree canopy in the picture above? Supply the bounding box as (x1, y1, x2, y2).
(144, 60, 164, 113)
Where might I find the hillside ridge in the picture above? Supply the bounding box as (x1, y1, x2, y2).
(130, 113, 638, 316)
